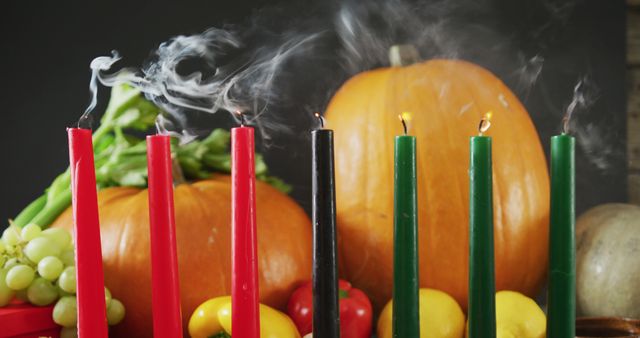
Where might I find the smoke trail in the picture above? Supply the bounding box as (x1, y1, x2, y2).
(85, 0, 594, 149)
(91, 27, 327, 143)
(561, 76, 624, 172)
(79, 50, 122, 128)
(563, 77, 599, 134)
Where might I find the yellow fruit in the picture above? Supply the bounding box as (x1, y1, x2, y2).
(378, 289, 465, 338)
(496, 291, 546, 338)
(188, 295, 300, 338)
(465, 291, 546, 338)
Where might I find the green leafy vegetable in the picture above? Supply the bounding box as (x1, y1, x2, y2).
(12, 84, 290, 229)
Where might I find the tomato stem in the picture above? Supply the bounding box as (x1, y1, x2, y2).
(209, 332, 231, 338)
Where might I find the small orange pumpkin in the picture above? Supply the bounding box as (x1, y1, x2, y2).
(52, 175, 312, 338)
(325, 52, 550, 311)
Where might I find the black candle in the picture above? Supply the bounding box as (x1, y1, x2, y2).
(311, 114, 340, 338)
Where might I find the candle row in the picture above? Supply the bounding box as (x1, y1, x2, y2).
(311, 111, 575, 338)
(66, 109, 575, 338)
(68, 120, 262, 338)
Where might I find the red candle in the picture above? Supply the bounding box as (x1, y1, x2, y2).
(67, 128, 108, 338)
(231, 123, 260, 338)
(147, 134, 183, 338)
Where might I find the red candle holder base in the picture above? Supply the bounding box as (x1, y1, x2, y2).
(0, 300, 60, 338)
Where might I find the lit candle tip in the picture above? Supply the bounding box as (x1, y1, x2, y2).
(398, 112, 412, 135)
(478, 111, 493, 136)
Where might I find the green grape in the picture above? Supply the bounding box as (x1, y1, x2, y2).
(27, 277, 58, 306)
(0, 256, 5, 268)
(58, 267, 76, 293)
(57, 286, 73, 298)
(0, 268, 16, 306)
(38, 256, 64, 281)
(41, 228, 71, 251)
(106, 298, 126, 325)
(60, 249, 75, 267)
(65, 240, 74, 251)
(24, 237, 61, 263)
(6, 264, 35, 290)
(2, 226, 21, 246)
(15, 288, 28, 301)
(0, 239, 5, 254)
(53, 296, 77, 328)
(4, 243, 16, 255)
(4, 258, 19, 270)
(104, 287, 112, 308)
(20, 224, 42, 242)
(60, 327, 78, 338)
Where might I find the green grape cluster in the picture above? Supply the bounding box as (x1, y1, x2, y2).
(1, 224, 126, 337)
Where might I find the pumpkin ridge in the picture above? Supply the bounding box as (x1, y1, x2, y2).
(189, 181, 231, 294)
(499, 80, 532, 290)
(113, 187, 151, 336)
(420, 62, 475, 303)
(492, 71, 547, 293)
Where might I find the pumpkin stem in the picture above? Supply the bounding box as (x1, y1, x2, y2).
(171, 154, 187, 185)
(389, 45, 421, 67)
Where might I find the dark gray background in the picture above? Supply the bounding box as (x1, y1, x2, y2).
(0, 0, 628, 228)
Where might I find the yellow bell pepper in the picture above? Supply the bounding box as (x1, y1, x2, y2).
(189, 296, 301, 338)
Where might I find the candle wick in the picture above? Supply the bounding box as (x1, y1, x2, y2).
(477, 112, 492, 136)
(314, 113, 324, 129)
(399, 115, 408, 135)
(235, 111, 246, 126)
(77, 114, 93, 130)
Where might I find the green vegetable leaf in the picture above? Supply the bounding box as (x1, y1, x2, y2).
(101, 83, 160, 130)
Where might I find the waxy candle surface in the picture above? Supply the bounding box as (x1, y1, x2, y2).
(231, 126, 260, 338)
(311, 129, 340, 338)
(547, 134, 576, 338)
(147, 135, 183, 338)
(392, 135, 420, 338)
(468, 136, 496, 338)
(68, 128, 108, 338)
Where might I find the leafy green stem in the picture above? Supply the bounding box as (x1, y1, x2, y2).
(29, 190, 72, 227)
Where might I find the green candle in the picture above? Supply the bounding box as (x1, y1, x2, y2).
(547, 134, 575, 338)
(468, 114, 496, 338)
(392, 115, 420, 338)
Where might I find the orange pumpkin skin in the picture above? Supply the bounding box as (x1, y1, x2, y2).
(52, 175, 312, 338)
(325, 59, 550, 311)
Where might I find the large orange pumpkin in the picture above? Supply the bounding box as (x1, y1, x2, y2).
(52, 175, 312, 338)
(325, 57, 550, 311)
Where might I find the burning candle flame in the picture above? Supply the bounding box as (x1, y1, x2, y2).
(398, 112, 412, 135)
(314, 112, 325, 129)
(478, 111, 493, 136)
